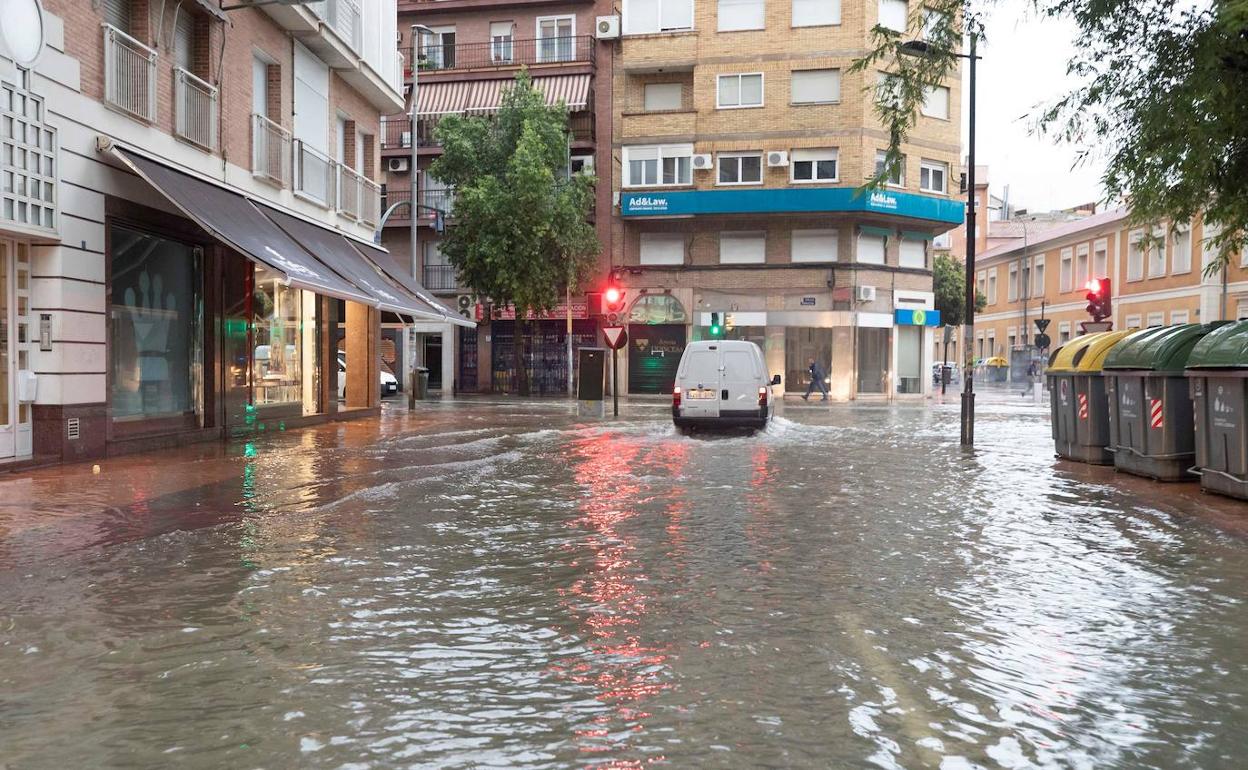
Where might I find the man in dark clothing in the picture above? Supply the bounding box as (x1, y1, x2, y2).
(803, 358, 829, 401)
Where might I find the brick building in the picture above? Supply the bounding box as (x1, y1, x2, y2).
(607, 0, 963, 399)
(0, 0, 467, 467)
(974, 208, 1248, 384)
(380, 0, 613, 394)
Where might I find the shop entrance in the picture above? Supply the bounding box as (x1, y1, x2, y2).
(424, 335, 443, 390)
(0, 240, 32, 459)
(627, 324, 686, 394)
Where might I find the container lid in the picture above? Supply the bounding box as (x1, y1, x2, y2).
(1103, 323, 1225, 372)
(1186, 319, 1248, 368)
(1045, 330, 1134, 373)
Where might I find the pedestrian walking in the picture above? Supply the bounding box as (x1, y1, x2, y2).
(803, 358, 829, 401)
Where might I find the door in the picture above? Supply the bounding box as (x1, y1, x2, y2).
(677, 346, 721, 419)
(0, 241, 12, 458)
(537, 16, 574, 62)
(424, 334, 443, 390)
(628, 323, 685, 394)
(721, 346, 761, 416)
(0, 240, 31, 458)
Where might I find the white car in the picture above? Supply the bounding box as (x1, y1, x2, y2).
(672, 340, 780, 432)
(337, 354, 399, 399)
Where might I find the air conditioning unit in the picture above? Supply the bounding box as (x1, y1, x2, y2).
(387, 157, 409, 173)
(456, 294, 477, 319)
(766, 150, 789, 167)
(596, 15, 621, 39)
(691, 153, 713, 171)
(855, 285, 877, 303)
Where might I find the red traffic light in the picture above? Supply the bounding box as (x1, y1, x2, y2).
(1085, 277, 1112, 322)
(1085, 279, 1102, 296)
(604, 286, 622, 305)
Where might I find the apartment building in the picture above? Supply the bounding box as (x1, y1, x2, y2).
(0, 0, 467, 467)
(609, 0, 962, 399)
(381, 0, 612, 394)
(974, 208, 1248, 380)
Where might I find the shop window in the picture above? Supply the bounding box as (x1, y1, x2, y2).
(252, 265, 312, 408)
(897, 326, 922, 393)
(785, 327, 834, 393)
(856, 326, 889, 393)
(109, 224, 202, 424)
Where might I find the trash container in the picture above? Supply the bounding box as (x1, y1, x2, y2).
(1186, 320, 1248, 500)
(984, 356, 1009, 383)
(415, 366, 430, 400)
(1103, 323, 1225, 481)
(1045, 330, 1133, 464)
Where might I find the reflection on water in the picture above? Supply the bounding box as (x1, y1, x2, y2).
(1, 398, 1247, 768)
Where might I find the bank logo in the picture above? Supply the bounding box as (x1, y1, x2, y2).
(627, 195, 669, 212)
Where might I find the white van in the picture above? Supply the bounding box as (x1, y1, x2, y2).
(672, 340, 781, 432)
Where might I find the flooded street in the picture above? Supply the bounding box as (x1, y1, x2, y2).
(2, 394, 1247, 769)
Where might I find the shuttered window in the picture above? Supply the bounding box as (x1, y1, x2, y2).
(174, 11, 194, 71)
(102, 0, 131, 32)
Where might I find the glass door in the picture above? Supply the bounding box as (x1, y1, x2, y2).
(0, 240, 29, 459)
(0, 241, 11, 458)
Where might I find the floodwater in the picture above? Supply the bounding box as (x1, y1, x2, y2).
(1, 393, 1247, 769)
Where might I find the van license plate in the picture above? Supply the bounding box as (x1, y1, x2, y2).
(687, 389, 717, 399)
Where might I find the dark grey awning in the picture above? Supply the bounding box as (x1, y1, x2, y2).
(112, 148, 375, 305)
(350, 240, 476, 328)
(256, 203, 444, 320)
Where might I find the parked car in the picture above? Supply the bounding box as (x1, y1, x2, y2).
(337, 353, 399, 399)
(672, 340, 780, 433)
(933, 362, 960, 385)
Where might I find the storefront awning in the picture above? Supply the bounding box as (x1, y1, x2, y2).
(350, 240, 475, 328)
(112, 148, 375, 305)
(256, 203, 444, 321)
(417, 74, 591, 116)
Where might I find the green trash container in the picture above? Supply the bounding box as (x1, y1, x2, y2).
(1045, 330, 1133, 464)
(1103, 323, 1226, 481)
(1186, 320, 1248, 500)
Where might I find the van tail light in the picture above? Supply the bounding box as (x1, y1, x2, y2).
(673, 386, 682, 409)
(758, 386, 768, 408)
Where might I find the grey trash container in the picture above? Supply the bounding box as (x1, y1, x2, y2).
(415, 366, 430, 400)
(1186, 320, 1248, 500)
(1045, 330, 1132, 465)
(1103, 323, 1224, 481)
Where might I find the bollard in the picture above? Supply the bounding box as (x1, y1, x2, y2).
(1033, 380, 1043, 404)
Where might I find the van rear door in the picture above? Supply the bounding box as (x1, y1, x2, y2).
(678, 346, 721, 418)
(721, 346, 762, 417)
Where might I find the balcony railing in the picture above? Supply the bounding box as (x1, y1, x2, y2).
(381, 186, 454, 223)
(337, 164, 381, 226)
(294, 140, 336, 207)
(103, 24, 157, 122)
(410, 35, 594, 74)
(422, 264, 460, 291)
(380, 115, 410, 150)
(381, 112, 589, 150)
(173, 67, 218, 150)
(252, 114, 291, 188)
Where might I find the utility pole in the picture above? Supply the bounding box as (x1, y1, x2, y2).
(960, 32, 979, 446)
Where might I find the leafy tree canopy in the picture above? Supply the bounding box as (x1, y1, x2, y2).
(933, 252, 986, 329)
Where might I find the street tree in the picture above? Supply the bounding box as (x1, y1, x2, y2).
(933, 252, 987, 331)
(852, 1, 1248, 270)
(430, 71, 599, 395)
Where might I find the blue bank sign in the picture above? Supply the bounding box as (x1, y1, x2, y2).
(895, 308, 941, 327)
(620, 187, 964, 224)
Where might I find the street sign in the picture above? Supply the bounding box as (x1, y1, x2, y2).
(1035, 318, 1051, 333)
(1080, 321, 1113, 334)
(1034, 332, 1051, 350)
(603, 326, 628, 350)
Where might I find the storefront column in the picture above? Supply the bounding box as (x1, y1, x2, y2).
(830, 327, 854, 400)
(765, 326, 786, 395)
(321, 295, 338, 416)
(344, 300, 373, 410)
(441, 327, 454, 396)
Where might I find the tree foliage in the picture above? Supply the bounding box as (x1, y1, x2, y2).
(852, 1, 1248, 271)
(430, 71, 599, 394)
(933, 252, 986, 329)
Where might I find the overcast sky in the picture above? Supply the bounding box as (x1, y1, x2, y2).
(962, 1, 1108, 214)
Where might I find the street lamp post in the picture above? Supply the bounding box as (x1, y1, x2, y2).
(409, 23, 435, 405)
(899, 33, 981, 446)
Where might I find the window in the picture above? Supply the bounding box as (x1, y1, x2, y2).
(857, 327, 891, 394)
(719, 0, 765, 31)
(875, 72, 902, 110)
(1059, 248, 1073, 292)
(421, 26, 456, 69)
(1033, 254, 1045, 295)
(1171, 224, 1192, 274)
(718, 73, 764, 108)
(987, 270, 997, 305)
(1059, 322, 1071, 345)
(1020, 259, 1031, 299)
(1127, 231, 1145, 281)
(720, 232, 766, 264)
(252, 266, 312, 409)
(933, 231, 951, 249)
(1147, 312, 1164, 328)
(899, 236, 926, 269)
(624, 144, 693, 187)
(173, 9, 196, 73)
(537, 16, 575, 62)
(640, 233, 685, 265)
(921, 86, 950, 120)
(1008, 262, 1018, 302)
(919, 160, 947, 193)
(791, 69, 840, 104)
(791, 229, 838, 263)
(1238, 298, 1248, 320)
(858, 230, 886, 264)
(1147, 226, 1167, 277)
(252, 56, 270, 118)
(793, 0, 841, 27)
(624, 0, 694, 34)
(644, 83, 682, 111)
(875, 150, 904, 186)
(878, 0, 907, 32)
(897, 325, 922, 394)
(923, 8, 949, 39)
(717, 152, 762, 185)
(490, 22, 514, 63)
(1126, 313, 1142, 328)
(1171, 310, 1190, 325)
(791, 148, 838, 182)
(976, 270, 986, 298)
(1093, 240, 1108, 277)
(102, 0, 132, 32)
(1074, 244, 1088, 288)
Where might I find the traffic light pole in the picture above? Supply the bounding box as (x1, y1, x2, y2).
(960, 33, 978, 447)
(612, 347, 619, 417)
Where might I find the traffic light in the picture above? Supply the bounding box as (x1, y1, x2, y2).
(603, 285, 626, 324)
(709, 312, 723, 338)
(1085, 278, 1112, 322)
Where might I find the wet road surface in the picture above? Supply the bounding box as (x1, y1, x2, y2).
(1, 393, 1247, 768)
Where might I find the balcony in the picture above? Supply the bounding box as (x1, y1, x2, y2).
(337, 164, 382, 227)
(252, 114, 292, 188)
(381, 111, 591, 151)
(408, 36, 594, 75)
(103, 24, 157, 123)
(381, 186, 454, 225)
(173, 68, 218, 150)
(422, 264, 460, 292)
(294, 140, 337, 208)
